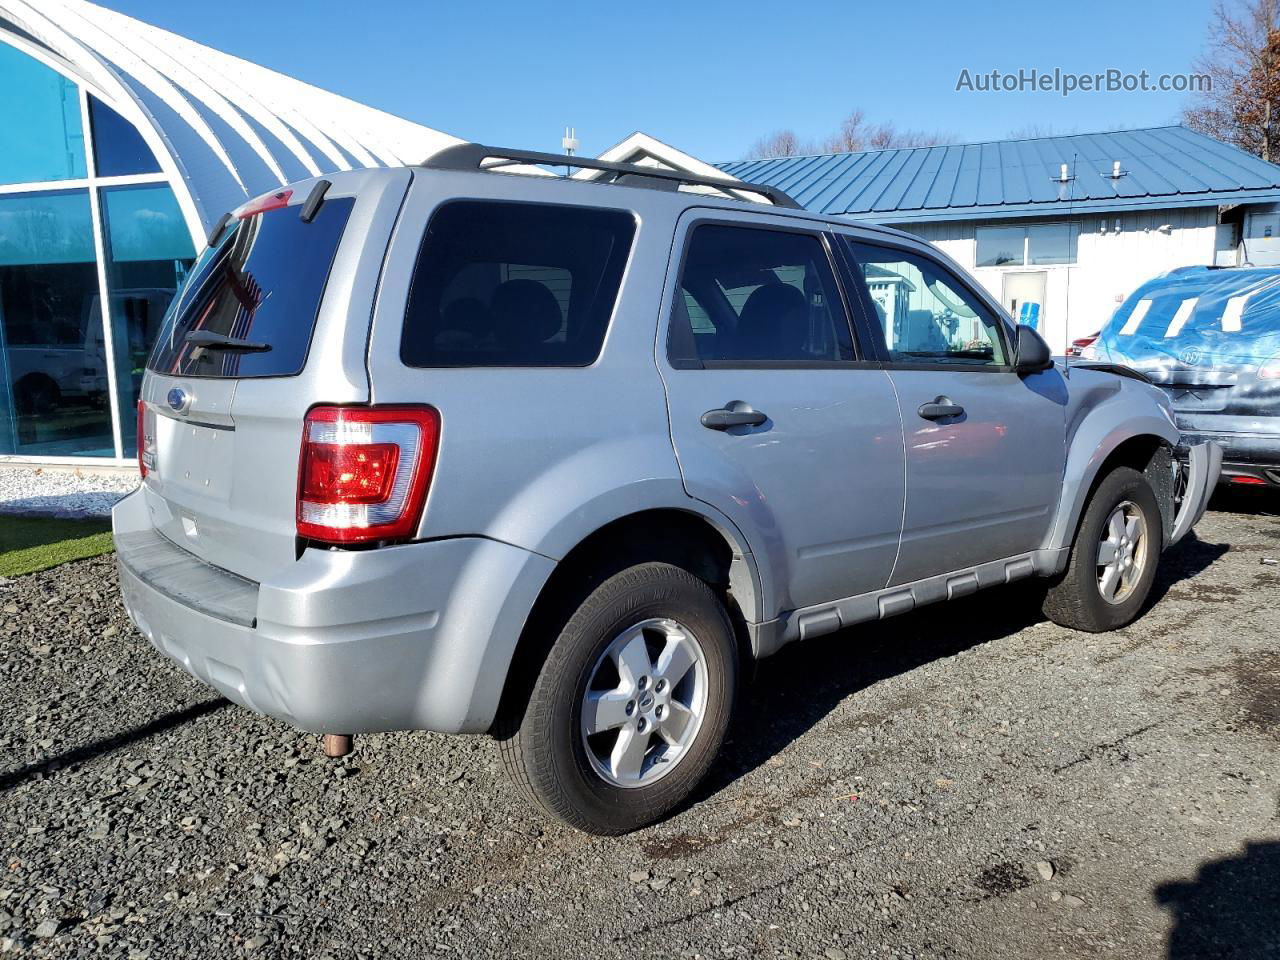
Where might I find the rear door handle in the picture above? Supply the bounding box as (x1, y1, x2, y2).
(917, 396, 965, 420)
(701, 401, 768, 431)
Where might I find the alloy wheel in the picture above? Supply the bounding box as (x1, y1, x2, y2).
(579, 617, 709, 788)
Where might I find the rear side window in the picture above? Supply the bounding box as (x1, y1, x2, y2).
(401, 200, 635, 367)
(669, 224, 855, 365)
(149, 197, 355, 378)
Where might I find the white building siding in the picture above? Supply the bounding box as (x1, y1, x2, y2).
(899, 208, 1229, 352)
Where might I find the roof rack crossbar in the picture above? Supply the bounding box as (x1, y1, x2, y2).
(420, 142, 801, 209)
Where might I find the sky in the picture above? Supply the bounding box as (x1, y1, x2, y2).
(106, 0, 1218, 162)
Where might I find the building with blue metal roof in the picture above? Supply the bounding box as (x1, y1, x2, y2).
(716, 127, 1280, 352)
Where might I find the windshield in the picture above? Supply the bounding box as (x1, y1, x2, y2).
(148, 196, 354, 378)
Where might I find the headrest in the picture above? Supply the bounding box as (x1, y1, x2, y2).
(491, 279, 562, 346)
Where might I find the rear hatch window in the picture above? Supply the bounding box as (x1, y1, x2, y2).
(148, 196, 355, 378)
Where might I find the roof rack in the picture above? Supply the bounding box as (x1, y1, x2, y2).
(420, 142, 801, 209)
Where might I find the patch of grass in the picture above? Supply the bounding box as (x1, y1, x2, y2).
(0, 516, 114, 578)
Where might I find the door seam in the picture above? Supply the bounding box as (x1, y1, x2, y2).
(883, 369, 908, 589)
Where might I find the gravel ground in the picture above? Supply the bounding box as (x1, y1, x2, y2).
(0, 468, 138, 519)
(0, 496, 1277, 959)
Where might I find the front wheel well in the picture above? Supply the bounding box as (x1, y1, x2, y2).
(492, 509, 754, 735)
(1088, 435, 1176, 544)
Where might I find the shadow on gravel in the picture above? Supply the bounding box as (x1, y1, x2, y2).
(1206, 486, 1279, 518)
(0, 697, 229, 792)
(689, 528, 1233, 813)
(1145, 531, 1230, 608)
(695, 581, 1050, 805)
(1155, 839, 1280, 959)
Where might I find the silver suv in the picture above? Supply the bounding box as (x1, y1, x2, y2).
(114, 144, 1220, 835)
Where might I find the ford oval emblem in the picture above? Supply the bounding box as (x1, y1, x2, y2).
(166, 387, 190, 413)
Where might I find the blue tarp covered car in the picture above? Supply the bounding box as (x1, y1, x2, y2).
(1087, 265, 1280, 487)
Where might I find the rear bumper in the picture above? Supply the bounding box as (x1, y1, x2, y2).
(1174, 422, 1280, 468)
(1215, 462, 1280, 488)
(113, 490, 555, 734)
(1176, 426, 1279, 487)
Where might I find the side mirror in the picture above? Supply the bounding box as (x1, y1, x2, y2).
(1014, 324, 1054, 376)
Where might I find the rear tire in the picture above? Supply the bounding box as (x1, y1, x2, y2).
(1043, 466, 1162, 632)
(498, 562, 739, 835)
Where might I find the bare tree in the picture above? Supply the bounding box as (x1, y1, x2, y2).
(1007, 123, 1061, 139)
(823, 110, 954, 152)
(745, 129, 817, 159)
(1184, 0, 1280, 161)
(746, 111, 954, 159)
(1006, 123, 1133, 138)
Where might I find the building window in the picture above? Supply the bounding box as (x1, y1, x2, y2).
(1027, 223, 1075, 264)
(974, 226, 1023, 267)
(89, 96, 162, 178)
(0, 190, 114, 456)
(0, 37, 195, 461)
(976, 222, 1078, 267)
(100, 184, 195, 452)
(0, 43, 86, 185)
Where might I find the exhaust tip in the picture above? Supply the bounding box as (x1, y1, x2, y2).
(321, 734, 353, 758)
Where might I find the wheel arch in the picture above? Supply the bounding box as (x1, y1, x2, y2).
(492, 505, 763, 736)
(13, 371, 62, 412)
(1047, 415, 1178, 555)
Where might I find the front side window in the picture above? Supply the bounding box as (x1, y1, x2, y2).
(401, 201, 635, 367)
(670, 224, 854, 365)
(845, 241, 1008, 366)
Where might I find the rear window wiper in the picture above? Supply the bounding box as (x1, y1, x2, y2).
(184, 331, 272, 353)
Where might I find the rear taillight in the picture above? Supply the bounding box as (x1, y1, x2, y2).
(137, 400, 154, 478)
(1259, 352, 1280, 380)
(297, 405, 440, 544)
(1069, 332, 1100, 357)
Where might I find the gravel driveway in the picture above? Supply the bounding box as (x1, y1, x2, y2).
(1, 499, 1277, 959)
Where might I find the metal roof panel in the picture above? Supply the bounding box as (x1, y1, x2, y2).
(717, 126, 1280, 220)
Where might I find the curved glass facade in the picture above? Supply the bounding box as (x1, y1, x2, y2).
(0, 39, 195, 461)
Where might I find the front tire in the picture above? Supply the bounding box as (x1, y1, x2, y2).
(1043, 466, 1162, 632)
(498, 562, 739, 835)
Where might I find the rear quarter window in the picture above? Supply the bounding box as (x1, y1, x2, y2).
(148, 196, 354, 378)
(400, 200, 635, 367)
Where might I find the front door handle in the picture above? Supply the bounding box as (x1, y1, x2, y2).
(701, 401, 768, 431)
(917, 396, 965, 420)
